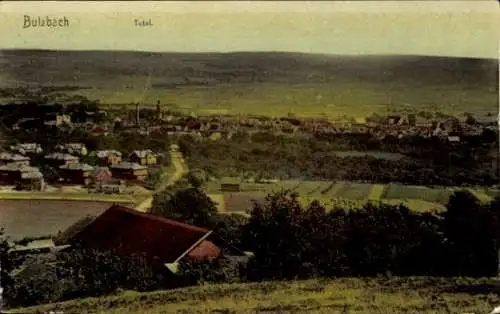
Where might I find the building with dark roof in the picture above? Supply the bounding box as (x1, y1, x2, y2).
(9, 143, 43, 155)
(44, 153, 79, 166)
(110, 162, 148, 181)
(59, 163, 94, 185)
(54, 143, 88, 156)
(0, 163, 44, 190)
(64, 205, 249, 276)
(0, 152, 30, 166)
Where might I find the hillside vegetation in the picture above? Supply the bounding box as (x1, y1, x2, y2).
(13, 277, 500, 314)
(1, 50, 497, 116)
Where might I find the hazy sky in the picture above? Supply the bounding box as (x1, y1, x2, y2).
(0, 1, 498, 58)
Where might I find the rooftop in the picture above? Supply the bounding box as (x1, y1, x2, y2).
(59, 163, 94, 171)
(0, 152, 30, 161)
(10, 143, 43, 152)
(21, 171, 44, 179)
(10, 238, 55, 253)
(13, 143, 41, 148)
(91, 150, 123, 158)
(110, 162, 147, 170)
(45, 153, 79, 160)
(56, 143, 86, 149)
(68, 205, 215, 263)
(0, 163, 41, 173)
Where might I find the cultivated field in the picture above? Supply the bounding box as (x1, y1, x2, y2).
(14, 277, 500, 314)
(207, 179, 499, 214)
(0, 199, 133, 240)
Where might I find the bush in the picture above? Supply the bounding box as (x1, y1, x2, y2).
(2, 247, 165, 308)
(5, 254, 65, 307)
(241, 190, 500, 281)
(57, 247, 164, 298)
(177, 257, 247, 286)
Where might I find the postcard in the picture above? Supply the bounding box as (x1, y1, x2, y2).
(0, 1, 499, 313)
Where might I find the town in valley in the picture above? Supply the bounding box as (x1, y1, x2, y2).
(1, 2, 499, 312)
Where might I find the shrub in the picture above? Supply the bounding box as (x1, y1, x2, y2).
(177, 257, 247, 286)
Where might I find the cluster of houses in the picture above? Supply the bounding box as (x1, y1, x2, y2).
(0, 143, 161, 191)
(12, 110, 110, 137)
(112, 108, 497, 144)
(11, 102, 496, 147)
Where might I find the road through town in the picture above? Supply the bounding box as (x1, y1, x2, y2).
(134, 146, 188, 212)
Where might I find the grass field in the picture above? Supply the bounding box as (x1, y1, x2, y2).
(79, 81, 497, 118)
(1, 50, 497, 118)
(207, 179, 498, 214)
(13, 277, 500, 314)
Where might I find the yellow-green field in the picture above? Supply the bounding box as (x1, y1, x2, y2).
(87, 81, 497, 118)
(13, 277, 500, 314)
(206, 179, 498, 214)
(3, 51, 497, 119)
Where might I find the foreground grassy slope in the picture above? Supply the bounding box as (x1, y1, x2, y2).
(13, 277, 500, 314)
(1, 50, 497, 117)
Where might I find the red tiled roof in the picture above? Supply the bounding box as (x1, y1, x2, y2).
(69, 205, 221, 263)
(92, 127, 106, 133)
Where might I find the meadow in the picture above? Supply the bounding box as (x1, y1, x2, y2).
(206, 179, 499, 214)
(1, 50, 497, 118)
(74, 81, 498, 118)
(14, 277, 500, 314)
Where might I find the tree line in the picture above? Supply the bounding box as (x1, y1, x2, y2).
(179, 131, 498, 186)
(151, 181, 500, 280)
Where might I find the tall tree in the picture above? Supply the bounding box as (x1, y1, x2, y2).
(151, 185, 218, 227)
(442, 191, 499, 276)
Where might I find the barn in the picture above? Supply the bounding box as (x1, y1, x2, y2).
(63, 205, 250, 276)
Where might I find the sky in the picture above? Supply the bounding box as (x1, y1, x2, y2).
(0, 1, 498, 58)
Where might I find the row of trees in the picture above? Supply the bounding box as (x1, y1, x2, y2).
(151, 182, 500, 280)
(2, 181, 499, 308)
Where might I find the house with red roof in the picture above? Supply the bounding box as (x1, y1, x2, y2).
(63, 205, 250, 276)
(90, 126, 108, 136)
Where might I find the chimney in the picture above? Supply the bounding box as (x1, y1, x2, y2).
(136, 103, 140, 125)
(156, 100, 162, 120)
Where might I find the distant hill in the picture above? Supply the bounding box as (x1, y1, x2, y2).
(1, 50, 497, 117)
(0, 49, 497, 89)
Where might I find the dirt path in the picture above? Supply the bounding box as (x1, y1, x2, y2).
(134, 146, 188, 212)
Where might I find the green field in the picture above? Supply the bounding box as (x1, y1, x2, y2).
(1, 50, 497, 118)
(80, 81, 497, 118)
(207, 179, 498, 214)
(13, 277, 500, 314)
